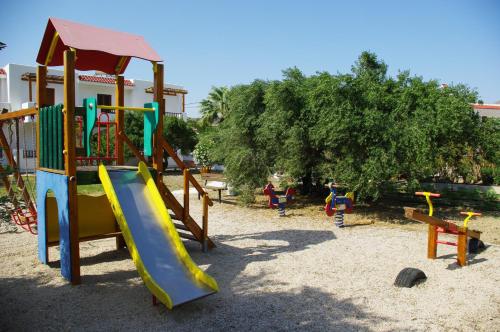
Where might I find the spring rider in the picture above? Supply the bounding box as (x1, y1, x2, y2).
(263, 183, 296, 216)
(324, 183, 354, 227)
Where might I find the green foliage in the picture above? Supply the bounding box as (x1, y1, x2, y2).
(213, 81, 270, 202)
(237, 184, 257, 205)
(123, 112, 197, 159)
(481, 167, 500, 185)
(193, 136, 216, 167)
(200, 86, 230, 126)
(207, 51, 498, 202)
(163, 116, 198, 154)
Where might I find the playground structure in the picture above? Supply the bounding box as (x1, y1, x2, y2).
(0, 17, 218, 308)
(263, 183, 295, 216)
(404, 191, 483, 267)
(324, 184, 354, 227)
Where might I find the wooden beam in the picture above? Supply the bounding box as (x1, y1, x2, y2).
(158, 181, 215, 249)
(15, 119, 20, 169)
(28, 76, 33, 102)
(114, 76, 126, 250)
(144, 86, 188, 95)
(457, 232, 467, 266)
(404, 207, 481, 239)
(427, 225, 437, 259)
(36, 65, 47, 169)
(115, 76, 125, 165)
(202, 194, 208, 252)
(118, 131, 147, 164)
(0, 108, 37, 121)
(64, 50, 80, 285)
(183, 168, 189, 226)
(153, 63, 164, 183)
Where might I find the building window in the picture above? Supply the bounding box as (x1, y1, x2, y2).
(22, 150, 36, 159)
(46, 88, 55, 105)
(98, 94, 112, 113)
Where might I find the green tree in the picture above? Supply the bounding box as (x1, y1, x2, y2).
(204, 51, 496, 202)
(124, 112, 198, 165)
(213, 81, 270, 202)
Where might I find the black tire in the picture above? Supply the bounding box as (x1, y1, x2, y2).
(394, 268, 427, 288)
(468, 238, 486, 254)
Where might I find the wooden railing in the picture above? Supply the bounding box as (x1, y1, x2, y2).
(0, 119, 36, 212)
(119, 132, 214, 251)
(159, 137, 213, 251)
(118, 131, 147, 163)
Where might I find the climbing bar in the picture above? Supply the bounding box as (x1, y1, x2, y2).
(415, 192, 441, 198)
(460, 211, 481, 216)
(97, 105, 155, 112)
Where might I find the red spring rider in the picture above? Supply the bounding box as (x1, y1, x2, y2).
(263, 183, 296, 217)
(324, 183, 354, 227)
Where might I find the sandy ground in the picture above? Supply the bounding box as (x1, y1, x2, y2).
(0, 192, 499, 331)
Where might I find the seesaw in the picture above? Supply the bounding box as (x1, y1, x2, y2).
(404, 192, 483, 267)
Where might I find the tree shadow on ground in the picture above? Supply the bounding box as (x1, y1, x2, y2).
(0, 272, 388, 331)
(0, 228, 389, 330)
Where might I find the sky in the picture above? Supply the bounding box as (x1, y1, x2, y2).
(1, 0, 499, 117)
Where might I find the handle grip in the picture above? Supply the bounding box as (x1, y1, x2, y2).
(415, 191, 441, 197)
(460, 211, 481, 216)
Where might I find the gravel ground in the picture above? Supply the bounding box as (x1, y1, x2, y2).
(0, 192, 499, 331)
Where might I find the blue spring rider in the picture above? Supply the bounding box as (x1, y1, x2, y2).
(324, 183, 354, 227)
(263, 183, 296, 217)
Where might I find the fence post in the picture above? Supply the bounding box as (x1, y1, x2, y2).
(183, 168, 189, 225)
(202, 193, 208, 252)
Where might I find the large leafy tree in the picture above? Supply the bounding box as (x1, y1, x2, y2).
(214, 81, 270, 200)
(200, 86, 230, 126)
(207, 51, 496, 202)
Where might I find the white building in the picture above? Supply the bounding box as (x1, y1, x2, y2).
(472, 103, 500, 119)
(0, 63, 189, 171)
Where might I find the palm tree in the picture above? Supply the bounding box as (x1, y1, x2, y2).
(200, 86, 229, 125)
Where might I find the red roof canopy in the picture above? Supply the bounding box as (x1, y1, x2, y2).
(36, 18, 162, 75)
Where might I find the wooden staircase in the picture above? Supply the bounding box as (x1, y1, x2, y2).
(120, 131, 215, 251)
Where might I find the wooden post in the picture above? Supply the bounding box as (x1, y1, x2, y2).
(202, 194, 208, 252)
(115, 76, 124, 165)
(114, 76, 126, 250)
(152, 63, 164, 183)
(64, 50, 80, 285)
(183, 168, 189, 225)
(36, 66, 47, 169)
(28, 76, 33, 102)
(427, 225, 437, 259)
(15, 119, 20, 171)
(457, 230, 467, 266)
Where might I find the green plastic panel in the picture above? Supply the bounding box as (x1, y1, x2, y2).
(83, 98, 97, 157)
(143, 102, 159, 157)
(39, 104, 64, 170)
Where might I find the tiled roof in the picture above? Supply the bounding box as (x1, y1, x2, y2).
(472, 103, 500, 110)
(78, 75, 134, 86)
(0, 68, 6, 75)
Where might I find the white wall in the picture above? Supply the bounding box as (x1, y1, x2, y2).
(1, 63, 188, 172)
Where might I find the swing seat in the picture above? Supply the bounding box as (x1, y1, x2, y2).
(11, 208, 38, 235)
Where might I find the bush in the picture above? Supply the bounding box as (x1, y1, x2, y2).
(237, 184, 256, 205)
(481, 167, 500, 185)
(193, 137, 216, 167)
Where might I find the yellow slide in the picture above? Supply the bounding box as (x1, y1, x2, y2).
(99, 162, 218, 309)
